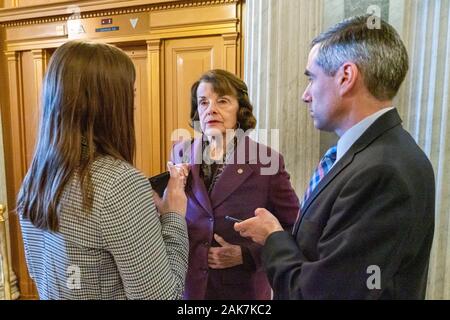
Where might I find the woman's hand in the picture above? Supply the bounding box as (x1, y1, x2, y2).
(174, 162, 190, 179)
(153, 162, 190, 216)
(208, 234, 243, 269)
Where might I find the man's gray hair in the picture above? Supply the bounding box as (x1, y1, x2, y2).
(312, 15, 408, 101)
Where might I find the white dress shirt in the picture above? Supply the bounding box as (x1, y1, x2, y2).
(334, 107, 395, 167)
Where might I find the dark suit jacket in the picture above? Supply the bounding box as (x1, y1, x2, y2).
(262, 109, 435, 299)
(172, 135, 299, 300)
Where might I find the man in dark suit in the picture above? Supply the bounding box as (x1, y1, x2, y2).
(234, 15, 435, 299)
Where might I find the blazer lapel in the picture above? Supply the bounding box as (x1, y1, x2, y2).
(209, 164, 254, 209)
(293, 109, 403, 235)
(187, 138, 214, 215)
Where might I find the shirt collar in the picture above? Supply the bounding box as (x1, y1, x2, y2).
(335, 107, 395, 164)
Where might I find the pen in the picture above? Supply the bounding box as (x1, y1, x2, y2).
(225, 215, 243, 223)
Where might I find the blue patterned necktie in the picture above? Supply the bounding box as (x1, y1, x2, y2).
(301, 145, 337, 209)
(293, 145, 337, 233)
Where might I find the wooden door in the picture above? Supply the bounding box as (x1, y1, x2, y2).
(122, 46, 152, 177)
(0, 102, 13, 299)
(163, 36, 225, 163)
(6, 49, 48, 299)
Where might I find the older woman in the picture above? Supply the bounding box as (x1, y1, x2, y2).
(172, 69, 299, 300)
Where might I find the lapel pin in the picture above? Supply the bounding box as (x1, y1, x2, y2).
(237, 168, 244, 174)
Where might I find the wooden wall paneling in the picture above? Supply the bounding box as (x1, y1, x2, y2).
(6, 48, 47, 299)
(6, 21, 67, 42)
(150, 3, 237, 28)
(238, 0, 245, 78)
(16, 0, 72, 7)
(2, 0, 15, 9)
(4, 50, 37, 298)
(147, 39, 163, 175)
(0, 22, 13, 300)
(0, 0, 244, 298)
(4, 51, 25, 192)
(3, 0, 111, 9)
(0, 0, 176, 16)
(148, 1, 238, 39)
(22, 49, 47, 164)
(0, 30, 11, 198)
(67, 11, 149, 42)
(123, 46, 151, 177)
(163, 36, 225, 165)
(21, 51, 38, 166)
(222, 32, 238, 74)
(30, 49, 47, 161)
(4, 20, 67, 52)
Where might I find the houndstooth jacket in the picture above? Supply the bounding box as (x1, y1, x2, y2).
(19, 156, 189, 300)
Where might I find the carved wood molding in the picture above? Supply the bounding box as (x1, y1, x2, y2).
(0, 0, 240, 27)
(4, 50, 18, 61)
(222, 32, 238, 43)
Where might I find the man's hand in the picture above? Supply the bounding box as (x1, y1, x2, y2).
(234, 208, 284, 245)
(208, 234, 243, 269)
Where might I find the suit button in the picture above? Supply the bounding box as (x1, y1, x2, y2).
(209, 218, 213, 222)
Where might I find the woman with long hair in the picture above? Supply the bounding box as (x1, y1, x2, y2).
(17, 41, 189, 299)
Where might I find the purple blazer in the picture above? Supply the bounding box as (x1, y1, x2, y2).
(172, 135, 299, 300)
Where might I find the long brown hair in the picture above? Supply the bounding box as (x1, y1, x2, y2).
(17, 41, 136, 231)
